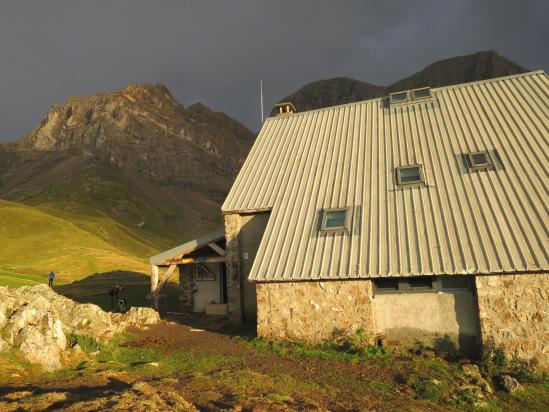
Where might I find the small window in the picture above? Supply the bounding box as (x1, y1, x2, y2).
(374, 279, 399, 291)
(406, 277, 434, 290)
(412, 87, 432, 100)
(440, 276, 472, 291)
(396, 165, 424, 186)
(321, 209, 348, 231)
(468, 151, 492, 170)
(389, 91, 409, 104)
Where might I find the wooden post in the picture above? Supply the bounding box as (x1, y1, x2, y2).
(151, 264, 159, 310)
(151, 264, 176, 311)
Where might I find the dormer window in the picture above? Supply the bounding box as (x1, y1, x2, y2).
(468, 151, 493, 170)
(396, 165, 424, 186)
(320, 208, 348, 231)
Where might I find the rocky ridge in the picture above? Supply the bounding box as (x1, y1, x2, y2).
(0, 285, 160, 371)
(0, 83, 255, 245)
(275, 51, 528, 114)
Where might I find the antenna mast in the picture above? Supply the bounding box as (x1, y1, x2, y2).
(260, 80, 264, 123)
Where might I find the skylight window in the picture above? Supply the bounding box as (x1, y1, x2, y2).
(321, 208, 348, 231)
(396, 165, 424, 186)
(468, 151, 493, 170)
(412, 87, 432, 100)
(389, 91, 409, 104)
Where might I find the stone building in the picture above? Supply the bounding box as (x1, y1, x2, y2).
(220, 71, 549, 366)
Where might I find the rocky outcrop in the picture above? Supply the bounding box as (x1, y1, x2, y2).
(0, 285, 160, 371)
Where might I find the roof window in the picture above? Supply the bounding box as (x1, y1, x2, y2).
(389, 91, 409, 104)
(468, 151, 493, 170)
(320, 208, 348, 231)
(390, 87, 433, 106)
(412, 87, 432, 100)
(396, 165, 424, 186)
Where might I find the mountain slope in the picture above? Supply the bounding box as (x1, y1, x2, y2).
(0, 84, 255, 247)
(271, 77, 386, 115)
(275, 51, 528, 112)
(388, 50, 528, 92)
(0, 199, 153, 284)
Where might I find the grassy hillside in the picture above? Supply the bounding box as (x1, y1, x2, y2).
(0, 199, 159, 287)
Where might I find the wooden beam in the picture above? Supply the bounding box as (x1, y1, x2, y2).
(180, 257, 226, 264)
(151, 264, 176, 311)
(151, 265, 159, 310)
(208, 242, 226, 256)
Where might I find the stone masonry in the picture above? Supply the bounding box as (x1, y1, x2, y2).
(224, 213, 242, 322)
(178, 265, 194, 312)
(476, 273, 549, 369)
(257, 280, 376, 343)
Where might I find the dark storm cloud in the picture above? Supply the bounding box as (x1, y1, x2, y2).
(0, 0, 547, 141)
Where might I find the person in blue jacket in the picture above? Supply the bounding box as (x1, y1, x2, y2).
(48, 271, 55, 288)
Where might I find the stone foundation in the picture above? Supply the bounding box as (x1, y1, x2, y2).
(476, 273, 549, 369)
(257, 280, 376, 343)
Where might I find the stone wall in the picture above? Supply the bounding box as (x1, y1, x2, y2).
(178, 265, 193, 312)
(475, 273, 549, 369)
(257, 280, 376, 343)
(224, 213, 242, 322)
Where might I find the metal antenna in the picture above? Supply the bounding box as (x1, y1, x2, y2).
(260, 81, 264, 123)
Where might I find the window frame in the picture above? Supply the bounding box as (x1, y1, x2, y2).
(411, 87, 433, 101)
(373, 276, 473, 295)
(467, 151, 493, 171)
(320, 207, 349, 232)
(389, 91, 410, 105)
(396, 164, 425, 187)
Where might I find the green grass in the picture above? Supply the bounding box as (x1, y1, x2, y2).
(244, 336, 389, 363)
(71, 332, 238, 377)
(0, 269, 45, 287)
(0, 199, 157, 285)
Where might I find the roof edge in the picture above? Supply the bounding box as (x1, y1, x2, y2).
(150, 229, 225, 266)
(262, 70, 546, 121)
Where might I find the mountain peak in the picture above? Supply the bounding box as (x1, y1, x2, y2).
(121, 83, 180, 108)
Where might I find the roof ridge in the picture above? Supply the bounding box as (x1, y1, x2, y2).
(265, 70, 547, 121)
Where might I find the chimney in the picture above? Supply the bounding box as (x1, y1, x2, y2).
(274, 102, 297, 116)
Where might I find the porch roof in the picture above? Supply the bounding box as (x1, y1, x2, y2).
(150, 229, 225, 266)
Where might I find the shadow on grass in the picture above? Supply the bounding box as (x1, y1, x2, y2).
(54, 270, 180, 313)
(0, 377, 132, 411)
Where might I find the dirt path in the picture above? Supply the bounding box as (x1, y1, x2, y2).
(125, 319, 449, 411)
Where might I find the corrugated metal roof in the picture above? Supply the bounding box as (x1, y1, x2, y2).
(222, 71, 549, 281)
(150, 229, 225, 266)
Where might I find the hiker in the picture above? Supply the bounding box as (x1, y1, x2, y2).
(48, 271, 55, 288)
(108, 284, 124, 311)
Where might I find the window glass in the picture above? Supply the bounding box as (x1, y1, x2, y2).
(407, 277, 433, 290)
(398, 166, 423, 184)
(471, 153, 490, 166)
(412, 88, 431, 100)
(390, 91, 408, 103)
(441, 276, 471, 290)
(374, 279, 399, 291)
(323, 210, 347, 230)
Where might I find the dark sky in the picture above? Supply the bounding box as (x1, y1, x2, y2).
(1, 0, 547, 142)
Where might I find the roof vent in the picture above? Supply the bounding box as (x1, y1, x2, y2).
(274, 102, 297, 116)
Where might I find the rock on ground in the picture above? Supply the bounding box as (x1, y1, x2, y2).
(0, 285, 161, 370)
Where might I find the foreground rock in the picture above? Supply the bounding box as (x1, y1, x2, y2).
(0, 285, 160, 370)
